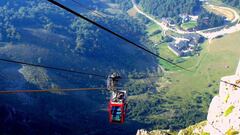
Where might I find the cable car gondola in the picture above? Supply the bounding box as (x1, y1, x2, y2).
(107, 73, 127, 124)
(108, 90, 127, 123)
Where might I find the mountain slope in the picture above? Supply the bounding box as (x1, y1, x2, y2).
(0, 0, 159, 134)
(137, 60, 240, 135)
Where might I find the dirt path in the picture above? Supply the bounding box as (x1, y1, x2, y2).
(197, 4, 240, 40)
(207, 4, 239, 23)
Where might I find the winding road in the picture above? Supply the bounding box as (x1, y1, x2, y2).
(131, 0, 168, 31)
(131, 0, 194, 36)
(131, 0, 240, 40)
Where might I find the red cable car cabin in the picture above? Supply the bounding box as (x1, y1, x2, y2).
(108, 90, 127, 124)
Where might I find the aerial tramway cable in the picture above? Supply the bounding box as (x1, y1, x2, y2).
(0, 87, 107, 94)
(0, 58, 163, 80)
(46, 0, 240, 88)
(0, 58, 106, 78)
(45, 1, 240, 93)
(220, 80, 240, 89)
(0, 1, 239, 95)
(47, 0, 191, 72)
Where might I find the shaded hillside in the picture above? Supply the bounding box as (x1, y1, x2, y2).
(0, 0, 158, 81)
(0, 0, 158, 134)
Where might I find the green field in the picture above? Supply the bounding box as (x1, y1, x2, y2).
(142, 31, 240, 129)
(146, 23, 163, 43)
(181, 21, 198, 30)
(147, 23, 162, 34)
(160, 31, 240, 98)
(156, 43, 186, 71)
(131, 14, 240, 130)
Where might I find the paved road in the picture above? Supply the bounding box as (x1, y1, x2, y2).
(196, 4, 240, 40)
(131, 0, 195, 35)
(131, 0, 169, 31)
(131, 0, 240, 40)
(207, 4, 239, 23)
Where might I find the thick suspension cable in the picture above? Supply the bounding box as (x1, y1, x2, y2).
(0, 87, 106, 94)
(47, 0, 191, 72)
(0, 58, 106, 78)
(220, 80, 240, 88)
(0, 58, 163, 81)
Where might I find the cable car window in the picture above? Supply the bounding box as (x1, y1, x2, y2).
(111, 106, 122, 122)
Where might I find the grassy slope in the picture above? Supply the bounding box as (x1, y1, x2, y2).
(138, 121, 208, 135)
(145, 21, 240, 98)
(181, 21, 198, 30)
(147, 23, 162, 33)
(137, 31, 240, 131)
(157, 43, 179, 60)
(161, 31, 240, 99)
(146, 23, 162, 43)
(131, 0, 240, 130)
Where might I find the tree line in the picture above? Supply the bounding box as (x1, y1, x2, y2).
(139, 0, 202, 18)
(197, 10, 225, 30)
(222, 0, 240, 9)
(139, 0, 225, 29)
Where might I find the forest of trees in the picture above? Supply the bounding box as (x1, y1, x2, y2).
(139, 0, 226, 29)
(222, 0, 240, 9)
(197, 10, 225, 30)
(0, 0, 151, 54)
(139, 0, 202, 18)
(108, 0, 133, 11)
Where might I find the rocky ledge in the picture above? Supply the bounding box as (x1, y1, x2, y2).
(137, 60, 240, 135)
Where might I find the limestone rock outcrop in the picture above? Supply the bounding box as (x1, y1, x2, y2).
(204, 61, 240, 134)
(136, 60, 240, 135)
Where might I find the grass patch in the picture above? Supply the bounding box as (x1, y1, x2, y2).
(224, 105, 235, 116)
(225, 128, 239, 135)
(149, 33, 162, 43)
(181, 21, 198, 30)
(202, 132, 210, 135)
(157, 43, 179, 60)
(146, 23, 163, 43)
(224, 94, 230, 103)
(159, 59, 182, 71)
(178, 121, 207, 135)
(156, 43, 186, 71)
(146, 23, 162, 34)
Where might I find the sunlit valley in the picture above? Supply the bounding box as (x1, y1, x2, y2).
(0, 0, 240, 135)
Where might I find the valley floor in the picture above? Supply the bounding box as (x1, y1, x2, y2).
(128, 0, 240, 130)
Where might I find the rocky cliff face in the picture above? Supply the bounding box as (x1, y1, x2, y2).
(137, 60, 240, 135)
(204, 60, 240, 135)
